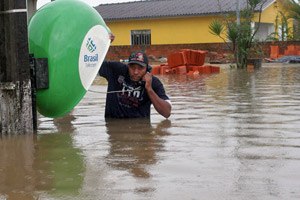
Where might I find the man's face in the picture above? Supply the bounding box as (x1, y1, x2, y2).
(128, 63, 147, 82)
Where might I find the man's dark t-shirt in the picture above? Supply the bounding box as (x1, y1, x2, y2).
(99, 61, 170, 118)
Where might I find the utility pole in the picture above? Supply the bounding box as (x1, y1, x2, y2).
(0, 0, 34, 134)
(27, 0, 37, 21)
(236, 0, 240, 25)
(235, 0, 241, 67)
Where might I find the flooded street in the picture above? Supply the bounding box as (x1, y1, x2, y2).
(1, 63, 300, 199)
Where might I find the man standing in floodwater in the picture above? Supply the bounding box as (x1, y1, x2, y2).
(98, 50, 172, 118)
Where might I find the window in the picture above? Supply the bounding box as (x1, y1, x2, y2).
(131, 30, 151, 45)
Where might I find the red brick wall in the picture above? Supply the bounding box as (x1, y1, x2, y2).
(105, 41, 300, 62)
(106, 43, 227, 61)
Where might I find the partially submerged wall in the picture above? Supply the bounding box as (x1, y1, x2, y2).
(106, 41, 300, 63)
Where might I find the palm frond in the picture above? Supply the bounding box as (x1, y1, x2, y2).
(209, 19, 224, 36)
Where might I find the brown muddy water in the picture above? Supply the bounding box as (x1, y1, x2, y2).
(1, 63, 300, 200)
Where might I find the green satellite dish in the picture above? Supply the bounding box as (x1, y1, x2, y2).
(28, 0, 111, 118)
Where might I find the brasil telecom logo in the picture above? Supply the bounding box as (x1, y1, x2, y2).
(86, 38, 96, 53)
(84, 37, 98, 63)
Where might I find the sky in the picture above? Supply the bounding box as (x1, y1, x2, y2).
(36, 0, 138, 9)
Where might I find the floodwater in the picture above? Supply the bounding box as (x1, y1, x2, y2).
(1, 63, 300, 200)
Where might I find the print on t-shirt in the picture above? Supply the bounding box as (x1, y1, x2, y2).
(117, 75, 145, 108)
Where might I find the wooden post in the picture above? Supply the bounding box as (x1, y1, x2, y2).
(0, 0, 34, 134)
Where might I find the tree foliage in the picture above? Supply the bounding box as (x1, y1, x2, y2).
(209, 0, 268, 68)
(279, 0, 300, 40)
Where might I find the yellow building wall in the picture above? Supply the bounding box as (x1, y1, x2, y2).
(256, 1, 279, 23)
(107, 16, 224, 46)
(274, 0, 295, 37)
(106, 2, 279, 46)
(256, 0, 294, 39)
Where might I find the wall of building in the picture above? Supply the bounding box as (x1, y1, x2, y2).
(256, 0, 279, 23)
(107, 15, 226, 46)
(105, 41, 300, 63)
(105, 2, 282, 46)
(256, 0, 295, 39)
(106, 42, 225, 61)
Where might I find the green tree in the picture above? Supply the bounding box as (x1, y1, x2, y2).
(209, 0, 268, 68)
(279, 0, 300, 40)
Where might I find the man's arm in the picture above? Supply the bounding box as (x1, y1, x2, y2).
(143, 73, 171, 118)
(99, 61, 127, 78)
